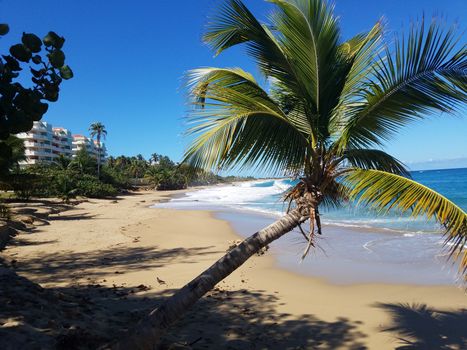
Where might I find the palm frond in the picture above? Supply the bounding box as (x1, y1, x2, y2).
(321, 179, 349, 209)
(338, 18, 467, 149)
(203, 0, 296, 86)
(338, 20, 385, 100)
(341, 149, 410, 176)
(268, 0, 340, 113)
(184, 67, 309, 174)
(344, 169, 467, 272)
(330, 21, 385, 136)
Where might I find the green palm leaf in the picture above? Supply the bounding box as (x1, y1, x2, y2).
(204, 0, 296, 88)
(344, 169, 467, 272)
(184, 67, 309, 174)
(268, 0, 340, 110)
(339, 19, 466, 149)
(330, 21, 385, 135)
(341, 149, 409, 176)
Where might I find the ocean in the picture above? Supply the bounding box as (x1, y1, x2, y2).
(157, 168, 467, 285)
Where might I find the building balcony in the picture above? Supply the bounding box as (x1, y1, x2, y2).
(52, 145, 63, 152)
(25, 149, 57, 158)
(18, 133, 52, 142)
(23, 141, 53, 149)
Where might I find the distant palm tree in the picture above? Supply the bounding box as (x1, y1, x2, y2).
(113, 0, 466, 348)
(150, 153, 160, 165)
(144, 166, 164, 188)
(89, 122, 107, 178)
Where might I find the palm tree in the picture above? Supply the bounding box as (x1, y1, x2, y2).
(89, 122, 107, 178)
(112, 1, 466, 348)
(52, 154, 72, 170)
(127, 157, 148, 178)
(150, 153, 160, 165)
(144, 166, 163, 188)
(69, 147, 96, 174)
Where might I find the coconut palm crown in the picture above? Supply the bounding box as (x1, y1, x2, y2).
(184, 0, 467, 269)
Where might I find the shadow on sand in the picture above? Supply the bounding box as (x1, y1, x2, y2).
(376, 302, 467, 349)
(8, 245, 221, 284)
(162, 287, 368, 350)
(0, 266, 368, 350)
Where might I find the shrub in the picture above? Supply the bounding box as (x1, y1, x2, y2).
(53, 172, 78, 203)
(75, 175, 117, 198)
(7, 173, 43, 200)
(100, 167, 131, 189)
(157, 171, 187, 191)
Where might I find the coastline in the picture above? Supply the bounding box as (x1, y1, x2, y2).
(1, 189, 465, 349)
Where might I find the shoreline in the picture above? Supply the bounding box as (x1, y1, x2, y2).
(1, 189, 465, 349)
(157, 196, 461, 287)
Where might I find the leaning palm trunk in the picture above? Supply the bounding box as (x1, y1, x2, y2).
(110, 207, 306, 349)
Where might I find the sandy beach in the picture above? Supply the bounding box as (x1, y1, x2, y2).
(1, 189, 466, 349)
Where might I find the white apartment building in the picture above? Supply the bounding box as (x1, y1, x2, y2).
(17, 121, 107, 166)
(72, 134, 107, 160)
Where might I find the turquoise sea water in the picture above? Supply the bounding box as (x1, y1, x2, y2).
(244, 168, 467, 234)
(158, 168, 467, 285)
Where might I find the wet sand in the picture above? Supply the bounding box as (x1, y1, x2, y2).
(0, 190, 465, 349)
(215, 210, 460, 285)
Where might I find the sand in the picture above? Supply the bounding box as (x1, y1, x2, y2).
(0, 190, 465, 349)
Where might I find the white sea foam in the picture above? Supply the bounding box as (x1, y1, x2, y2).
(163, 178, 443, 235)
(172, 179, 292, 206)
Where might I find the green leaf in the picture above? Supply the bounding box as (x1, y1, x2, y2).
(59, 65, 73, 79)
(48, 49, 65, 68)
(2, 55, 21, 71)
(337, 19, 467, 150)
(22, 33, 42, 53)
(184, 67, 307, 174)
(9, 44, 31, 62)
(31, 102, 49, 121)
(342, 149, 409, 176)
(0, 24, 9, 36)
(31, 55, 42, 64)
(44, 86, 59, 102)
(30, 67, 44, 78)
(43, 31, 65, 48)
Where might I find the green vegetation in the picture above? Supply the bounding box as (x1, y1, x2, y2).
(0, 142, 252, 201)
(0, 24, 72, 174)
(115, 0, 467, 347)
(0, 24, 72, 208)
(105, 153, 252, 190)
(0, 113, 251, 201)
(0, 25, 73, 139)
(0, 136, 25, 178)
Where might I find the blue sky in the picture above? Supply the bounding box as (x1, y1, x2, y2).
(2, 0, 466, 172)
